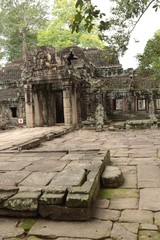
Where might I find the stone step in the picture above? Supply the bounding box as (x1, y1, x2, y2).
(101, 166, 124, 188)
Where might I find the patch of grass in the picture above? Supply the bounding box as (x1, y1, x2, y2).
(139, 230, 160, 240)
(19, 219, 37, 231)
(98, 188, 139, 199)
(27, 237, 43, 240)
(4, 238, 21, 240)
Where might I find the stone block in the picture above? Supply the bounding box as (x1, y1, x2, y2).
(0, 186, 18, 204)
(40, 193, 66, 205)
(42, 186, 67, 194)
(139, 188, 160, 211)
(49, 168, 87, 187)
(4, 188, 41, 211)
(66, 193, 90, 208)
(39, 204, 91, 221)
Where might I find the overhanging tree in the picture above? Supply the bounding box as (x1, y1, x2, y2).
(37, 0, 105, 50)
(71, 0, 160, 55)
(136, 30, 160, 79)
(0, 0, 50, 62)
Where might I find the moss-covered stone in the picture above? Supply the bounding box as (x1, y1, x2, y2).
(19, 219, 37, 231)
(27, 237, 43, 240)
(139, 230, 160, 240)
(98, 188, 139, 199)
(4, 238, 21, 240)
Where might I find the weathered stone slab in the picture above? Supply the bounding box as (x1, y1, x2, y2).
(129, 157, 157, 166)
(140, 223, 158, 230)
(0, 186, 18, 204)
(139, 230, 160, 240)
(92, 208, 120, 221)
(138, 165, 160, 188)
(19, 172, 57, 186)
(49, 168, 87, 187)
(119, 166, 137, 188)
(129, 151, 157, 158)
(60, 153, 85, 161)
(94, 199, 110, 209)
(24, 160, 69, 173)
(111, 223, 137, 240)
(154, 212, 160, 226)
(120, 210, 153, 224)
(0, 218, 24, 239)
(0, 161, 31, 171)
(0, 171, 31, 186)
(111, 157, 131, 165)
(4, 187, 41, 211)
(139, 188, 160, 211)
(29, 219, 112, 239)
(109, 198, 138, 210)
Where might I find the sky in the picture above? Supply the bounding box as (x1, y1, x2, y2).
(92, 0, 160, 69)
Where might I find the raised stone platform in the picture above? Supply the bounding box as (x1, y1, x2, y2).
(0, 148, 110, 220)
(125, 119, 158, 130)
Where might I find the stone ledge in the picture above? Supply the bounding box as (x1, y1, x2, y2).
(0, 149, 110, 221)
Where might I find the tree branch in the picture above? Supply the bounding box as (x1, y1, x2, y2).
(129, 0, 156, 33)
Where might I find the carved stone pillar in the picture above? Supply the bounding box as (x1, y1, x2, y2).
(72, 84, 78, 127)
(63, 85, 72, 125)
(24, 84, 34, 127)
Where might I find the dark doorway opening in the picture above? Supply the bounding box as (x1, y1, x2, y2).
(10, 107, 17, 118)
(55, 91, 64, 123)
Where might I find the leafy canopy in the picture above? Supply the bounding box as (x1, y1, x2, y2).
(0, 0, 50, 61)
(71, 0, 160, 55)
(136, 30, 160, 79)
(37, 0, 105, 50)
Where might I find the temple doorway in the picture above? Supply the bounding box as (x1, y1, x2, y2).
(55, 90, 64, 123)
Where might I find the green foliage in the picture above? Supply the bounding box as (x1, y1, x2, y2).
(37, 0, 105, 50)
(72, 0, 160, 55)
(99, 188, 139, 199)
(0, 0, 50, 61)
(19, 218, 37, 231)
(136, 30, 160, 79)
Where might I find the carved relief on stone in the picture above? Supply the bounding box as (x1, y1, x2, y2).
(95, 103, 104, 132)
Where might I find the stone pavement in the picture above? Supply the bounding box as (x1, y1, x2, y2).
(0, 127, 160, 239)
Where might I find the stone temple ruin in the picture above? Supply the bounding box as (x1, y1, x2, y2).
(0, 45, 160, 130)
(0, 45, 160, 221)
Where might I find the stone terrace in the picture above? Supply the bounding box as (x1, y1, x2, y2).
(0, 126, 110, 221)
(0, 127, 160, 239)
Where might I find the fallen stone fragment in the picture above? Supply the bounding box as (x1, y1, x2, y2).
(101, 165, 124, 188)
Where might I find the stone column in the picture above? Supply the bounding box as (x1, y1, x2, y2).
(24, 84, 34, 127)
(33, 92, 42, 126)
(63, 85, 72, 125)
(72, 85, 78, 127)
